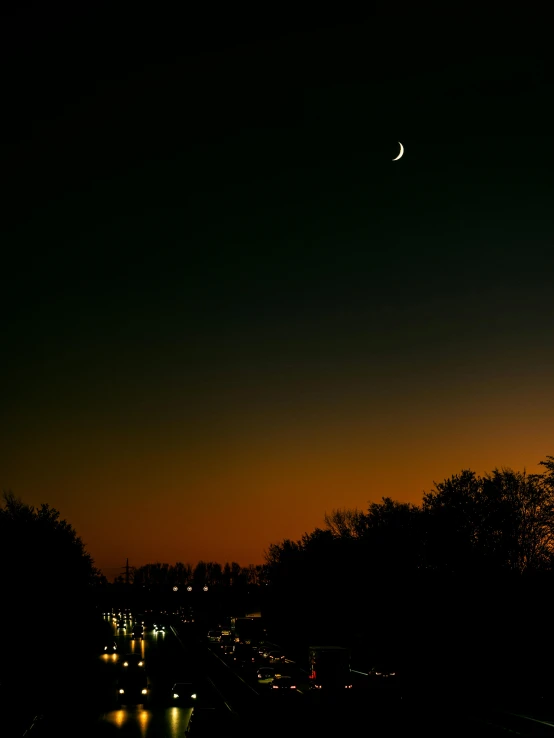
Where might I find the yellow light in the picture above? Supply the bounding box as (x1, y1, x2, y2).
(138, 661, 144, 667)
(141, 689, 147, 694)
(124, 662, 129, 667)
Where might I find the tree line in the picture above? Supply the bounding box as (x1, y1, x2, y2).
(3, 454, 554, 697)
(117, 560, 267, 588)
(262, 456, 554, 697)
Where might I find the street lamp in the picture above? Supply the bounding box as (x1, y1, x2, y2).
(203, 586, 208, 592)
(187, 586, 192, 592)
(173, 586, 178, 592)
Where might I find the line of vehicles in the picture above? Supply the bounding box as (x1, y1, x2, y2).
(205, 618, 401, 698)
(98, 607, 236, 734)
(103, 606, 400, 710)
(107, 611, 166, 638)
(101, 610, 171, 708)
(205, 620, 359, 695)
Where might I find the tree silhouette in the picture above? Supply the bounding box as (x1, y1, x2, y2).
(323, 507, 364, 538)
(0, 491, 103, 686)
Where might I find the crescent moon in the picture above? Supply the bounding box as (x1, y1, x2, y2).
(392, 142, 404, 161)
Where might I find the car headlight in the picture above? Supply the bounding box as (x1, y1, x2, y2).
(123, 662, 129, 667)
(191, 693, 197, 699)
(119, 689, 124, 694)
(104, 646, 108, 650)
(141, 689, 147, 695)
(173, 693, 179, 699)
(138, 661, 144, 667)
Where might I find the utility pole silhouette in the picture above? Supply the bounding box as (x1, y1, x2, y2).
(121, 558, 130, 586)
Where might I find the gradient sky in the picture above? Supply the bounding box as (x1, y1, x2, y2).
(2, 9, 553, 577)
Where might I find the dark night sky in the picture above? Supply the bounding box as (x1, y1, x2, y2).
(2, 6, 553, 575)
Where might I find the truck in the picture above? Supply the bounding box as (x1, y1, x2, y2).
(232, 642, 258, 668)
(308, 646, 352, 690)
(232, 617, 266, 646)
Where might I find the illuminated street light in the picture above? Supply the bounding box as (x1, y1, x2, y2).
(187, 586, 192, 592)
(173, 586, 178, 591)
(203, 585, 208, 592)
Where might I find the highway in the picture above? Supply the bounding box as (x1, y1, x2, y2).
(31, 614, 239, 737)
(20, 612, 554, 737)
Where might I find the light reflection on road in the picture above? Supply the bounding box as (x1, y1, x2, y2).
(168, 706, 192, 735)
(137, 708, 150, 737)
(101, 706, 191, 736)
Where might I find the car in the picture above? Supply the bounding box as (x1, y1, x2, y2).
(154, 623, 166, 633)
(131, 628, 144, 640)
(368, 664, 399, 689)
(261, 644, 279, 658)
(232, 644, 257, 668)
(118, 674, 149, 705)
(117, 622, 127, 631)
(122, 653, 145, 669)
(103, 641, 118, 654)
(185, 708, 226, 736)
(171, 681, 198, 706)
(271, 674, 297, 692)
(257, 667, 275, 685)
(267, 650, 286, 664)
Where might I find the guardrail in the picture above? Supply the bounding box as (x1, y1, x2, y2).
(21, 714, 44, 736)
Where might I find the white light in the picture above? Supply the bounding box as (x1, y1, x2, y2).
(104, 646, 107, 651)
(191, 693, 197, 699)
(138, 662, 144, 667)
(173, 693, 179, 699)
(173, 586, 178, 591)
(187, 586, 192, 592)
(142, 689, 147, 694)
(124, 662, 129, 667)
(119, 689, 124, 694)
